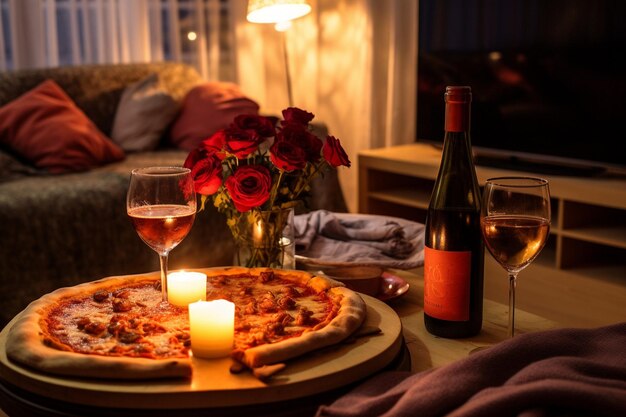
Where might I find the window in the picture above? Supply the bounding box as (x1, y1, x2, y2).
(0, 0, 233, 81)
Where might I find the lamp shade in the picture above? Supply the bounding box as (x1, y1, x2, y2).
(247, 0, 311, 24)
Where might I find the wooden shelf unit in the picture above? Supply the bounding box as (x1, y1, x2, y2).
(358, 143, 626, 327)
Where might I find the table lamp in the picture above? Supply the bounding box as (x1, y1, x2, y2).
(246, 0, 312, 106)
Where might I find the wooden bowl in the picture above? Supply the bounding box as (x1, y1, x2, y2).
(322, 266, 384, 296)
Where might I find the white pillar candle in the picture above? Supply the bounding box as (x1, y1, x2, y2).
(189, 299, 235, 358)
(167, 271, 207, 307)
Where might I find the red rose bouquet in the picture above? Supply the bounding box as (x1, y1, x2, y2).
(183, 107, 350, 268)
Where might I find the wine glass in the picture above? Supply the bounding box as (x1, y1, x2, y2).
(127, 167, 196, 302)
(481, 177, 550, 338)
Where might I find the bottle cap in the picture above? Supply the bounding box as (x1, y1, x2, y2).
(445, 86, 472, 103)
(444, 86, 471, 132)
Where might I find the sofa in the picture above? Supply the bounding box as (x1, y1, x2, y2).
(0, 62, 346, 327)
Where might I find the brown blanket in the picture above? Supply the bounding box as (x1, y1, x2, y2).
(317, 322, 626, 417)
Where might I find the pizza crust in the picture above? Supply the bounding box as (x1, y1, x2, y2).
(5, 274, 193, 380)
(235, 286, 366, 368)
(230, 268, 366, 368)
(6, 315, 191, 379)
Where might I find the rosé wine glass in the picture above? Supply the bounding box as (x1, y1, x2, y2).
(127, 167, 196, 302)
(481, 177, 551, 338)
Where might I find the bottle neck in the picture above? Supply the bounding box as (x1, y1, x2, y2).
(438, 100, 477, 203)
(445, 101, 470, 133)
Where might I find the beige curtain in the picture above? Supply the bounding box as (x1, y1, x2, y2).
(233, 0, 417, 212)
(1, 0, 153, 69)
(0, 0, 227, 81)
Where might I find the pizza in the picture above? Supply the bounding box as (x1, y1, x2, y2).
(5, 267, 366, 380)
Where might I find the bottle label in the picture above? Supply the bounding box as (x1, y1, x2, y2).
(423, 246, 471, 321)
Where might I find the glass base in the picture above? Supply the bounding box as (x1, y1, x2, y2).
(234, 239, 295, 269)
(231, 207, 295, 269)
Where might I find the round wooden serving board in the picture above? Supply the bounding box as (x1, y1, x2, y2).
(0, 293, 402, 411)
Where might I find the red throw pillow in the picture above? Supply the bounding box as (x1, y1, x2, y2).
(170, 82, 260, 151)
(0, 79, 125, 173)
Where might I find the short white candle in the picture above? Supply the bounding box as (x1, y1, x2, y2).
(167, 271, 207, 307)
(189, 299, 235, 358)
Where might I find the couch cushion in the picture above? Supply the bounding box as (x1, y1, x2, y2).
(0, 79, 125, 173)
(169, 82, 260, 151)
(111, 73, 180, 152)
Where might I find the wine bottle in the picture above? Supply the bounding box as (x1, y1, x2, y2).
(423, 86, 484, 338)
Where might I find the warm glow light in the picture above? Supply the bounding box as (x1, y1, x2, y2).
(253, 219, 264, 246)
(274, 20, 293, 31)
(246, 0, 311, 24)
(187, 31, 197, 41)
(167, 271, 206, 307)
(189, 300, 235, 358)
(489, 51, 502, 61)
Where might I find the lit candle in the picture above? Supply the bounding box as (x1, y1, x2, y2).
(253, 219, 264, 246)
(167, 271, 207, 307)
(188, 300, 235, 358)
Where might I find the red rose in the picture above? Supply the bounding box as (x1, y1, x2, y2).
(270, 139, 307, 171)
(183, 147, 205, 170)
(233, 114, 276, 137)
(323, 135, 351, 168)
(190, 153, 223, 195)
(225, 165, 271, 212)
(224, 127, 264, 159)
(201, 130, 227, 159)
(282, 107, 314, 125)
(279, 123, 322, 163)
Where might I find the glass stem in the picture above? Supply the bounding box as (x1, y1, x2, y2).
(159, 254, 169, 302)
(508, 273, 518, 338)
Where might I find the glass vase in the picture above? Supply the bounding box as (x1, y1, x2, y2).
(232, 207, 295, 269)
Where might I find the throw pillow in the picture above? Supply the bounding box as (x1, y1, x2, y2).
(111, 73, 180, 152)
(0, 79, 125, 174)
(169, 82, 260, 151)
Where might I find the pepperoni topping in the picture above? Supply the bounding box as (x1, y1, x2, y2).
(43, 273, 339, 359)
(93, 291, 109, 302)
(112, 298, 133, 313)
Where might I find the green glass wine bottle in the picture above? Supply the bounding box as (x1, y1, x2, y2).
(423, 86, 484, 338)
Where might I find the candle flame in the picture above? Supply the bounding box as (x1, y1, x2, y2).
(253, 219, 264, 244)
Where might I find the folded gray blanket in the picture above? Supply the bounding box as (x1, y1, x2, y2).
(316, 322, 626, 417)
(294, 210, 424, 269)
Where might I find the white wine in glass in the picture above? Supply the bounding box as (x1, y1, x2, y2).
(481, 177, 550, 338)
(127, 167, 196, 302)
